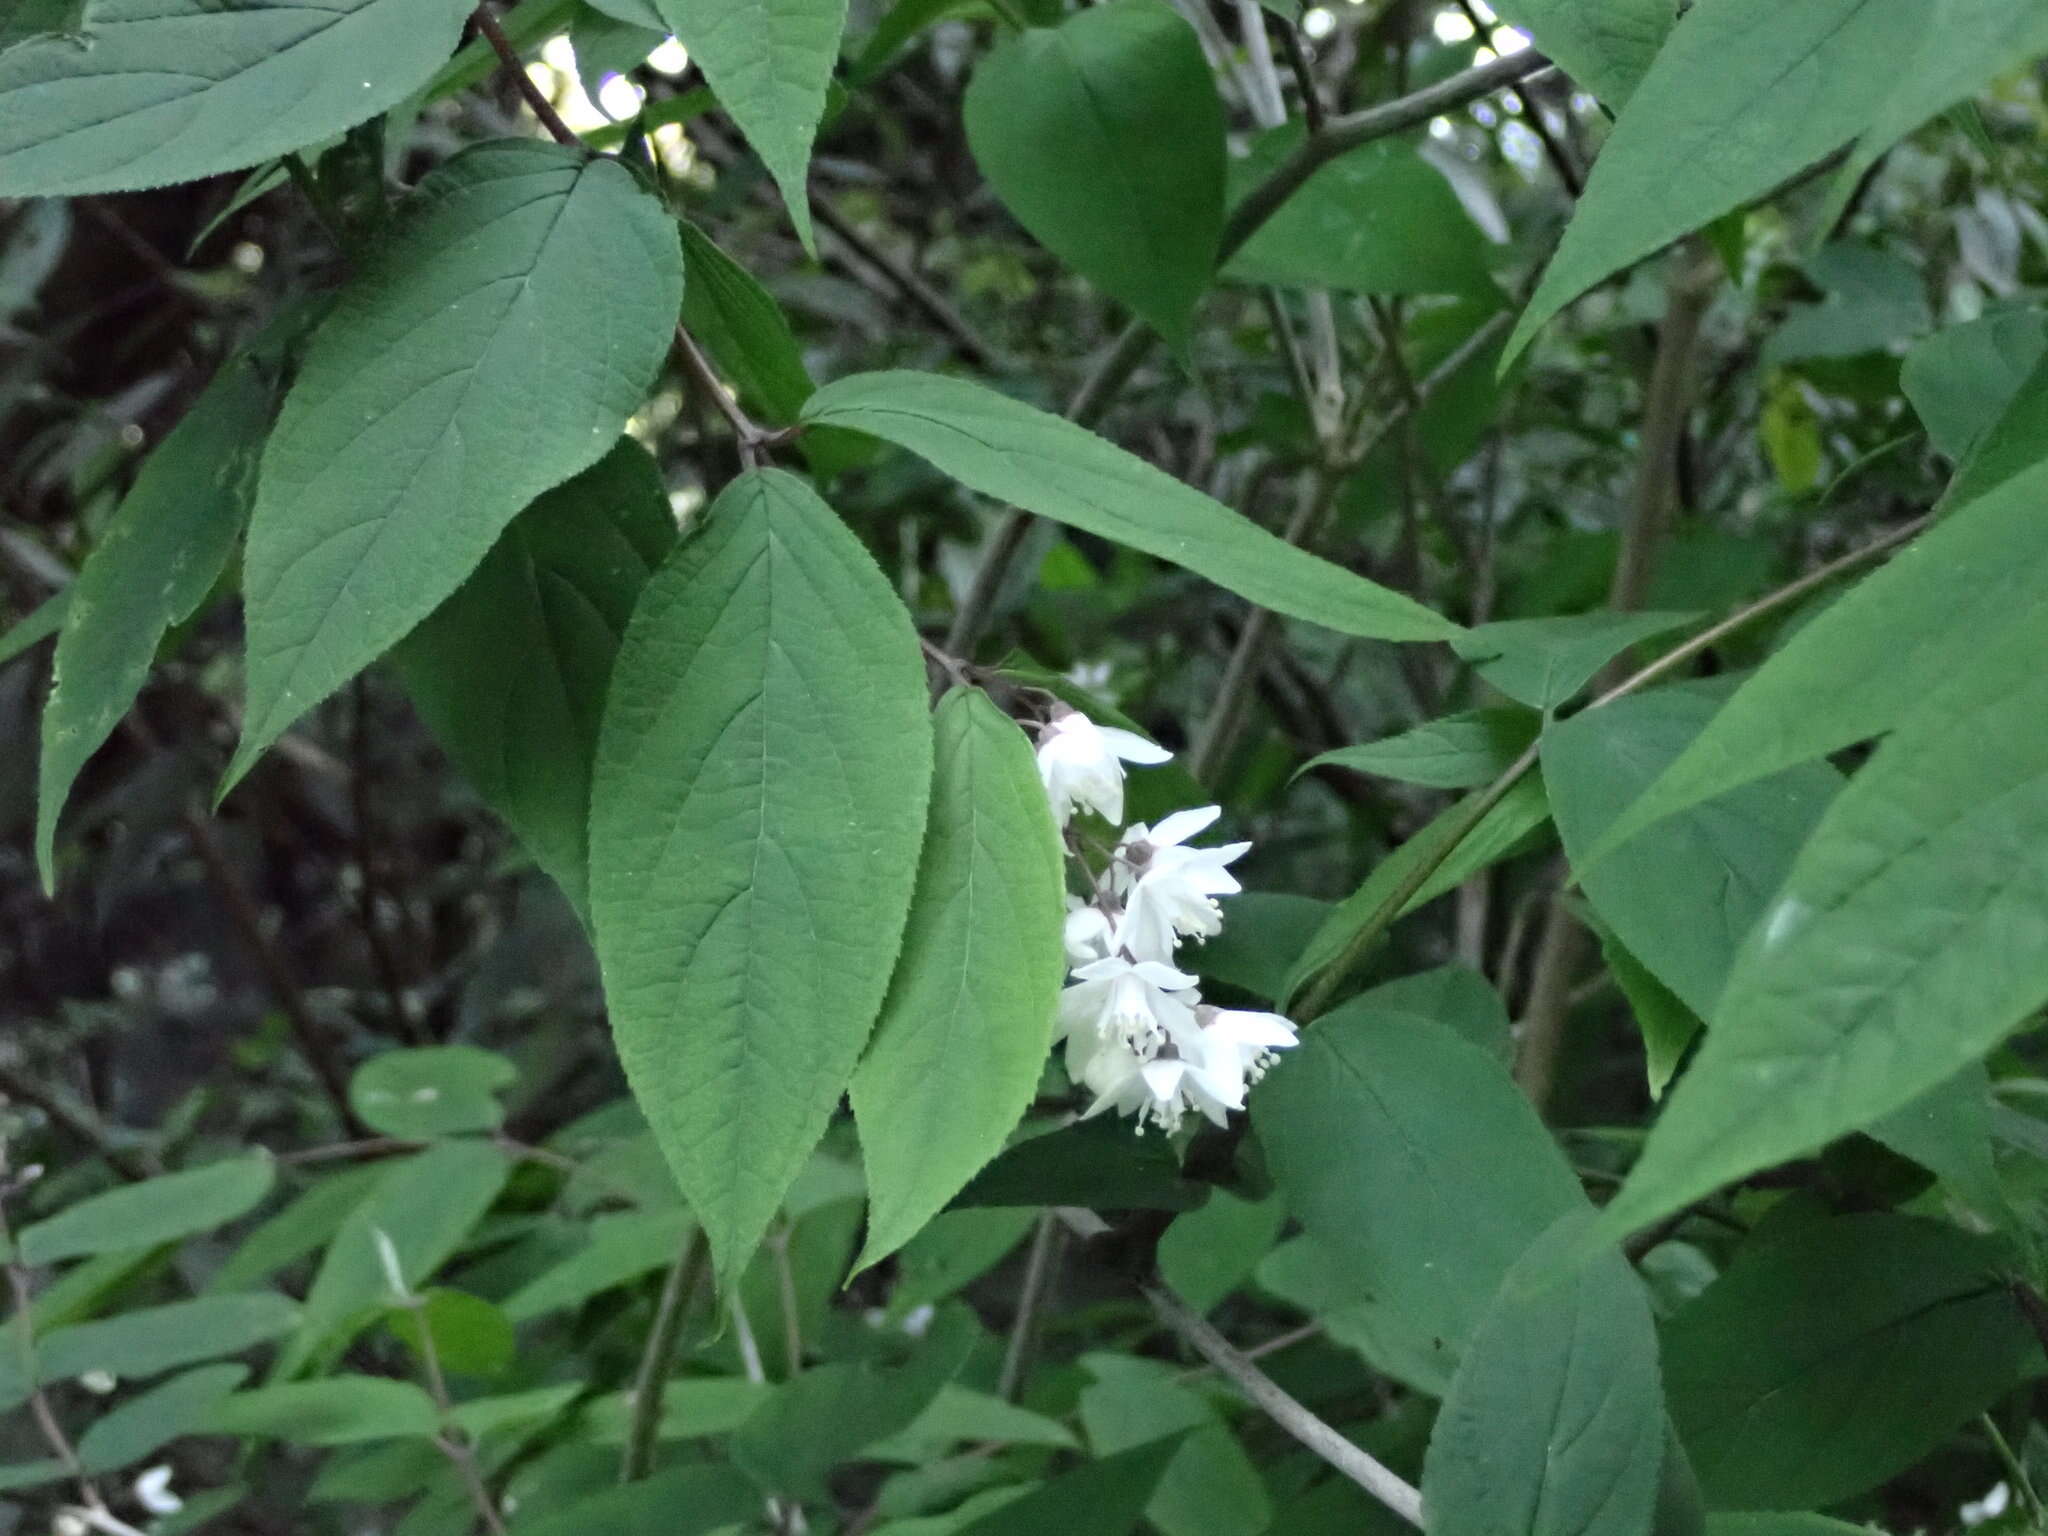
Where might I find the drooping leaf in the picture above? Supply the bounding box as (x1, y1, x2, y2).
(0, 0, 472, 196)
(204, 1377, 441, 1446)
(0, 1294, 300, 1411)
(852, 689, 1066, 1268)
(1226, 131, 1492, 299)
(1299, 708, 1539, 790)
(1257, 1006, 1584, 1388)
(1662, 1215, 2034, 1509)
(348, 1046, 517, 1141)
(229, 140, 681, 792)
(1453, 610, 1696, 711)
(965, 0, 1223, 349)
(1591, 458, 2048, 858)
(76, 1364, 249, 1475)
(1544, 683, 1839, 1018)
(952, 1435, 1187, 1536)
(1422, 1213, 1666, 1536)
(394, 440, 674, 916)
(589, 468, 932, 1281)
(650, 0, 847, 250)
(15, 1157, 274, 1267)
(801, 371, 1458, 642)
(1900, 309, 2048, 463)
(1506, 0, 1951, 363)
(1079, 1355, 1272, 1536)
(1600, 932, 1701, 1099)
(38, 352, 278, 886)
(1593, 646, 2048, 1241)
(1486, 0, 1673, 107)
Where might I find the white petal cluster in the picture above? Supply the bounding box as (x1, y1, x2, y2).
(1036, 709, 1298, 1135)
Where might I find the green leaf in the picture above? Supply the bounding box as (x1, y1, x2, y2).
(1299, 708, 1539, 790)
(508, 1465, 764, 1536)
(1949, 345, 2048, 509)
(800, 371, 1458, 643)
(885, 1208, 1035, 1319)
(1453, 610, 1696, 711)
(1591, 458, 2048, 858)
(870, 1383, 1080, 1459)
(229, 140, 682, 792)
(1593, 647, 2048, 1242)
(16, 1157, 274, 1267)
(76, 1364, 249, 1475)
(1226, 131, 1492, 299)
(1544, 683, 1839, 1018)
(1189, 892, 1330, 1005)
(348, 1047, 517, 1141)
(394, 441, 674, 916)
(579, 1376, 771, 1445)
(1902, 311, 2048, 462)
(1422, 1213, 1666, 1536)
(207, 1165, 384, 1295)
(1079, 1355, 1271, 1536)
(1760, 242, 1930, 366)
(951, 1118, 1208, 1211)
(851, 689, 1066, 1268)
(1600, 933, 1701, 1099)
(0, 588, 65, 669)
(205, 1376, 440, 1446)
(1359, 964, 1515, 1062)
(589, 467, 932, 1281)
(386, 1289, 515, 1378)
(1702, 1519, 1874, 1536)
(1257, 1006, 1584, 1387)
(1869, 1063, 2012, 1224)
(1486, 0, 1673, 106)
(1157, 1191, 1285, 1314)
(952, 1436, 1187, 1536)
(0, 1293, 300, 1410)
(1283, 772, 1551, 1005)
(1662, 1214, 2034, 1509)
(650, 0, 846, 251)
(284, 1140, 509, 1376)
(1506, 0, 1944, 364)
(0, 0, 471, 196)
(501, 1207, 692, 1322)
(0, 1460, 66, 1494)
(679, 220, 815, 425)
(965, 0, 1223, 350)
(38, 353, 278, 886)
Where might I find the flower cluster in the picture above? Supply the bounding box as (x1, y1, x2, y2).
(1035, 708, 1298, 1134)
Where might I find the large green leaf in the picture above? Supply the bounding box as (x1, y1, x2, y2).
(965, 0, 1223, 349)
(76, 1364, 249, 1475)
(1544, 683, 1839, 1019)
(1506, 0, 1941, 363)
(680, 220, 815, 425)
(229, 140, 681, 792)
(851, 689, 1066, 1269)
(953, 1436, 1186, 1536)
(801, 371, 1457, 643)
(1079, 1355, 1271, 1536)
(393, 441, 673, 916)
(1257, 1006, 1584, 1388)
(1422, 1213, 1666, 1536)
(1487, 0, 1673, 107)
(1594, 645, 2048, 1241)
(1900, 310, 2048, 464)
(15, 1157, 274, 1267)
(1226, 131, 1491, 299)
(650, 0, 846, 251)
(0, 1294, 300, 1411)
(1662, 1215, 2034, 1509)
(37, 352, 278, 887)
(1592, 458, 2048, 858)
(0, 0, 471, 196)
(589, 468, 932, 1281)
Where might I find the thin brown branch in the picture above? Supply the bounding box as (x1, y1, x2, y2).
(471, 6, 581, 149)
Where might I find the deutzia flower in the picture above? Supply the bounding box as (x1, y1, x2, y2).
(1063, 897, 1116, 967)
(1035, 709, 1171, 827)
(1058, 955, 1199, 1055)
(1196, 1006, 1299, 1085)
(133, 1465, 183, 1517)
(1112, 806, 1250, 961)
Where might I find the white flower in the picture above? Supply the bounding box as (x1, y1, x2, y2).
(133, 1465, 183, 1517)
(1035, 710, 1171, 827)
(1198, 1006, 1299, 1085)
(54, 1512, 91, 1536)
(1112, 806, 1250, 961)
(1058, 955, 1199, 1055)
(1066, 998, 1299, 1135)
(1962, 1482, 2012, 1527)
(1063, 897, 1116, 967)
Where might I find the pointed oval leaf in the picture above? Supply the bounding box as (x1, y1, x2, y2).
(590, 468, 933, 1281)
(953, 1436, 1187, 1536)
(1506, 0, 1938, 364)
(966, 0, 1224, 348)
(1663, 1215, 2033, 1509)
(851, 688, 1065, 1269)
(1453, 610, 1696, 711)
(0, 0, 471, 196)
(39, 351, 278, 885)
(229, 140, 682, 791)
(204, 1376, 440, 1446)
(0, 1293, 300, 1411)
(1299, 708, 1538, 790)
(650, 0, 846, 250)
(1486, 0, 1673, 107)
(1423, 1212, 1666, 1536)
(76, 1364, 249, 1475)
(16, 1157, 275, 1267)
(1593, 646, 2048, 1241)
(394, 440, 674, 917)
(801, 371, 1458, 642)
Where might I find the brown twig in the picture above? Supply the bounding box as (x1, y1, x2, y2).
(470, 6, 581, 149)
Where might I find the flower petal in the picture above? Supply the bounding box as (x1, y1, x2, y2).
(1148, 805, 1222, 847)
(1096, 726, 1173, 765)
